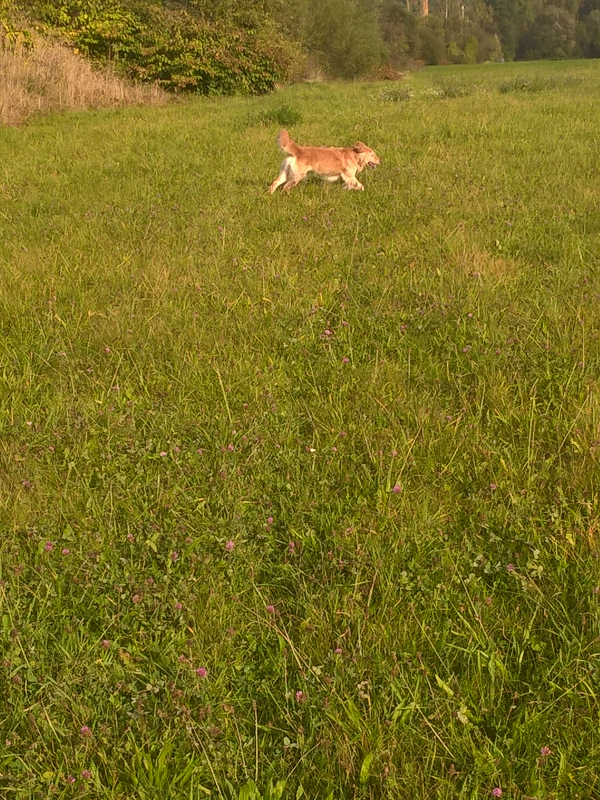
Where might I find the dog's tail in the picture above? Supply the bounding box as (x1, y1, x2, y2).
(277, 129, 299, 156)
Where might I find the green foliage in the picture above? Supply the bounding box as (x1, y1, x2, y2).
(487, 0, 531, 59)
(417, 14, 446, 64)
(447, 39, 467, 62)
(518, 5, 578, 59)
(0, 0, 34, 48)
(304, 0, 387, 78)
(498, 74, 557, 91)
(253, 103, 304, 126)
(126, 13, 298, 94)
(579, 8, 600, 57)
(17, 0, 302, 94)
(464, 33, 479, 62)
(8, 0, 600, 83)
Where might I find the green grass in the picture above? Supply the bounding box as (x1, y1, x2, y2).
(1, 59, 600, 800)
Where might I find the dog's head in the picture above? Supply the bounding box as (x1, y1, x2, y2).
(353, 141, 381, 169)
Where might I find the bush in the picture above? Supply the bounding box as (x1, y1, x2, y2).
(17, 0, 304, 94)
(253, 104, 303, 127)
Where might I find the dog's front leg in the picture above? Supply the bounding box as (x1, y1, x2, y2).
(341, 171, 364, 191)
(342, 179, 364, 191)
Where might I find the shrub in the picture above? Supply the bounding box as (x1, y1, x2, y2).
(17, 0, 304, 95)
(254, 104, 303, 127)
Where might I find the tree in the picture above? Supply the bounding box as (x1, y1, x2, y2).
(518, 5, 577, 58)
(304, 0, 386, 77)
(379, 0, 420, 65)
(578, 7, 600, 56)
(487, 0, 531, 59)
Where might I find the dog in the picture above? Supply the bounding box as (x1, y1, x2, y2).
(268, 129, 380, 193)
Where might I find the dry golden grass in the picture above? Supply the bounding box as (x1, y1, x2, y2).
(0, 31, 167, 125)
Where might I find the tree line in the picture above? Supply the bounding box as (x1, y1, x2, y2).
(4, 0, 600, 93)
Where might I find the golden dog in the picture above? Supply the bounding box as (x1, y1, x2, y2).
(268, 129, 380, 193)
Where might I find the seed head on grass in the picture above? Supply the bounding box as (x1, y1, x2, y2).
(79, 725, 92, 738)
(196, 667, 208, 678)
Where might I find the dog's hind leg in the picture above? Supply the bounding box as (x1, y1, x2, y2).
(282, 164, 309, 191)
(268, 158, 291, 194)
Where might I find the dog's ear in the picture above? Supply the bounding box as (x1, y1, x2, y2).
(352, 141, 368, 153)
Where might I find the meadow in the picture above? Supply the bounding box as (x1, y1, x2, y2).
(1, 59, 600, 800)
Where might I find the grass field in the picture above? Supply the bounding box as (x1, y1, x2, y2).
(2, 59, 600, 800)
